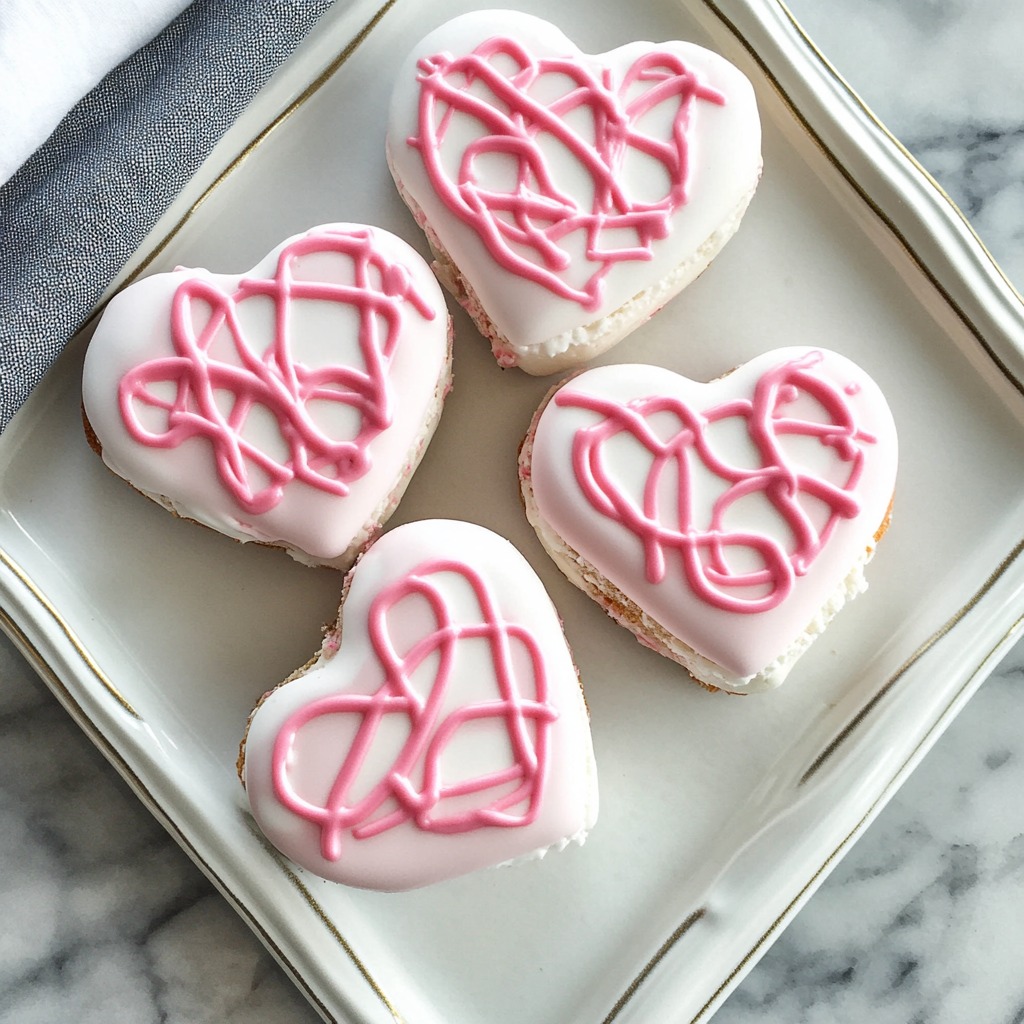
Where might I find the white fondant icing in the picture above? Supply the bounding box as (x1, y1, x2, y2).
(242, 519, 598, 891)
(82, 224, 452, 569)
(521, 349, 898, 693)
(388, 10, 762, 369)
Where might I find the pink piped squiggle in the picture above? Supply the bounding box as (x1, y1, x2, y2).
(271, 559, 558, 862)
(556, 352, 877, 613)
(410, 37, 724, 310)
(119, 227, 436, 516)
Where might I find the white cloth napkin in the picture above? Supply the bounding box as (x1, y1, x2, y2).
(0, 0, 192, 184)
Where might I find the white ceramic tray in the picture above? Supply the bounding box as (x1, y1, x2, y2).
(4, 1, 1024, 1022)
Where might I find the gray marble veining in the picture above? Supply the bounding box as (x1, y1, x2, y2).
(2, 1, 1023, 1021)
(717, 1, 1024, 1020)
(716, 661, 1024, 1024)
(786, 0, 1024, 289)
(0, 636, 313, 1024)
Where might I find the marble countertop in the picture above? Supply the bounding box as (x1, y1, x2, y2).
(2, 0, 1023, 1021)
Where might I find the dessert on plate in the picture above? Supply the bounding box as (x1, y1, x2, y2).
(82, 224, 452, 570)
(388, 9, 762, 375)
(519, 348, 898, 693)
(239, 519, 598, 891)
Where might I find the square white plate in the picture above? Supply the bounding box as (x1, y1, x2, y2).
(3, 1, 1024, 1022)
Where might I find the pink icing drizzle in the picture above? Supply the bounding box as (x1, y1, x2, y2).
(118, 227, 436, 516)
(409, 36, 724, 310)
(555, 351, 877, 613)
(271, 559, 559, 862)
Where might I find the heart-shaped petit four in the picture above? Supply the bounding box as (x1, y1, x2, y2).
(520, 349, 898, 693)
(240, 519, 597, 890)
(388, 11, 761, 375)
(82, 225, 452, 569)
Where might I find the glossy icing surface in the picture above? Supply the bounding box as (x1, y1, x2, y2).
(82, 225, 451, 567)
(242, 519, 598, 891)
(525, 349, 898, 685)
(388, 10, 762, 357)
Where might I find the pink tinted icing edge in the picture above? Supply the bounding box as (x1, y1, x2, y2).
(554, 350, 878, 614)
(409, 35, 724, 311)
(270, 558, 559, 863)
(118, 227, 437, 516)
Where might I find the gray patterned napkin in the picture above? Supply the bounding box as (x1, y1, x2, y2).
(0, 0, 335, 433)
